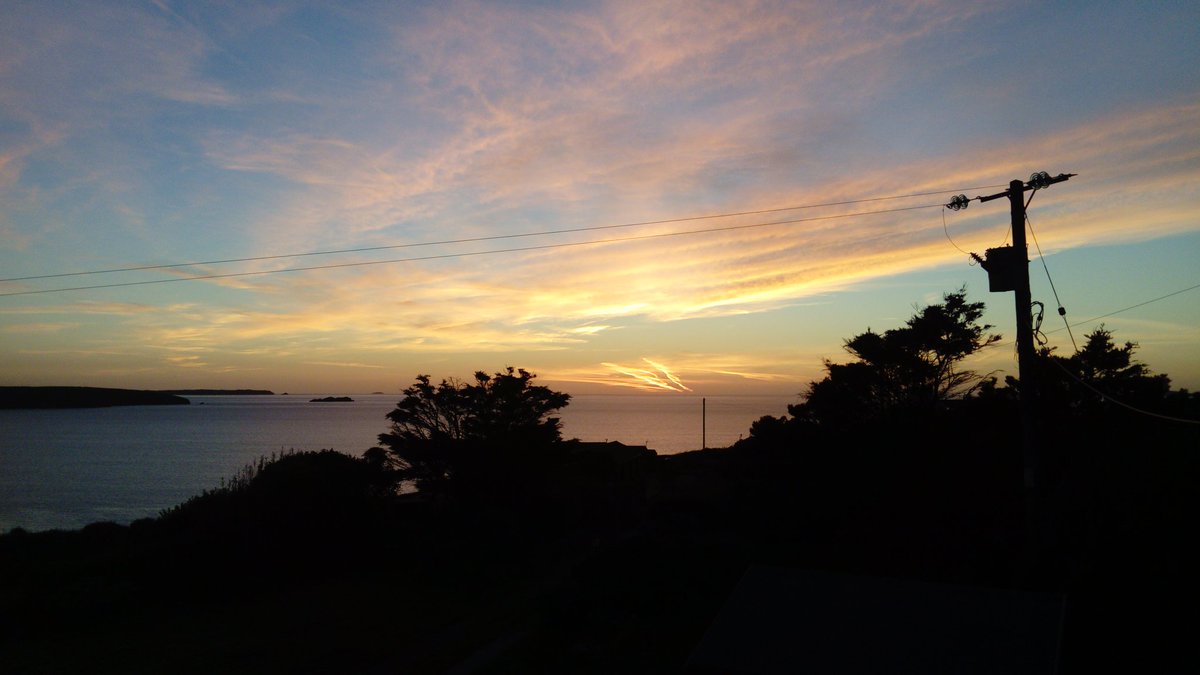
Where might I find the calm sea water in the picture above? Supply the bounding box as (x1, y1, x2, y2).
(0, 394, 792, 532)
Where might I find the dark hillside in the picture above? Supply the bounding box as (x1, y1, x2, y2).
(2, 333, 1196, 672)
(1, 415, 1196, 673)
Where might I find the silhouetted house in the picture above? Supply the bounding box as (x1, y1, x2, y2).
(553, 441, 657, 515)
(570, 440, 654, 465)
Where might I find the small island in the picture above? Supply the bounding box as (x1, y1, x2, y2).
(309, 396, 354, 403)
(0, 386, 190, 409)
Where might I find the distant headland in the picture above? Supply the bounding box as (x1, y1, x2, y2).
(309, 396, 354, 403)
(0, 387, 191, 409)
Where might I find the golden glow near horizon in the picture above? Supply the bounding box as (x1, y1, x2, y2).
(2, 2, 1198, 396)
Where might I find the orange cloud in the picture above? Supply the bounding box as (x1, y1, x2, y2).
(546, 352, 815, 394)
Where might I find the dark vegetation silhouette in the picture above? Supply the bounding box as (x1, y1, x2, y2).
(1036, 325, 1176, 413)
(785, 287, 999, 428)
(2, 294, 1197, 673)
(372, 367, 571, 503)
(159, 449, 392, 541)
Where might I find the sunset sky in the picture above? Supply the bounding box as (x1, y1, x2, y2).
(1, 1, 1198, 396)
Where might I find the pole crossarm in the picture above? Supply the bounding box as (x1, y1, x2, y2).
(976, 172, 1076, 203)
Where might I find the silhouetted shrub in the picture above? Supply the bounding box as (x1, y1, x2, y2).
(159, 449, 389, 539)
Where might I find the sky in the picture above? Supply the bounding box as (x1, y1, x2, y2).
(1, 0, 1198, 397)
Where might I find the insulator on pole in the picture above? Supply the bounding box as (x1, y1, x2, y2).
(1028, 171, 1052, 189)
(947, 194, 970, 211)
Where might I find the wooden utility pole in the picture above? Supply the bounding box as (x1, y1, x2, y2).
(702, 397, 707, 450)
(1008, 179, 1040, 503)
(951, 171, 1075, 544)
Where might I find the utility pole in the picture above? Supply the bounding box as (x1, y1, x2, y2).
(1008, 178, 1040, 504)
(948, 171, 1075, 548)
(702, 397, 707, 450)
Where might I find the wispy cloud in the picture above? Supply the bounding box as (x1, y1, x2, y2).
(642, 359, 691, 392)
(549, 353, 807, 393)
(166, 355, 206, 368)
(2, 1, 1197, 390)
(597, 359, 693, 393)
(5, 96, 1195, 378)
(0, 1, 238, 254)
(306, 361, 385, 369)
(0, 301, 191, 317)
(184, 0, 1200, 349)
(51, 92, 1198, 363)
(197, 2, 1001, 250)
(1, 322, 77, 333)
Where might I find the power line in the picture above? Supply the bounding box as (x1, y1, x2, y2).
(0, 184, 1006, 284)
(941, 206, 972, 257)
(991, 281, 1200, 353)
(0, 202, 943, 298)
(1023, 191, 1077, 351)
(1044, 282, 1200, 334)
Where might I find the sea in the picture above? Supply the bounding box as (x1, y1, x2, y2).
(0, 394, 794, 532)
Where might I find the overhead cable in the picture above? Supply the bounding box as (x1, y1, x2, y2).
(1044, 282, 1200, 334)
(0, 203, 942, 298)
(982, 281, 1200, 352)
(1023, 191, 1077, 351)
(0, 185, 1006, 284)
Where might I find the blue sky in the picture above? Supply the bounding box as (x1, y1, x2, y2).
(2, 1, 1198, 394)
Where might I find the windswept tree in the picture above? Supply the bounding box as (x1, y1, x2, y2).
(1039, 325, 1171, 414)
(373, 368, 570, 497)
(790, 288, 1000, 426)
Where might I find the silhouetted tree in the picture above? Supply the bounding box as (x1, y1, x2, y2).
(1039, 325, 1171, 414)
(374, 367, 571, 497)
(789, 288, 1000, 426)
